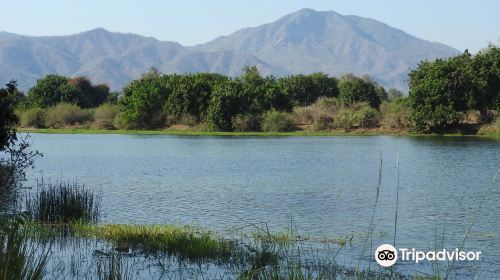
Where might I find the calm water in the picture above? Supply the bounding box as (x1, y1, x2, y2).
(24, 133, 500, 277)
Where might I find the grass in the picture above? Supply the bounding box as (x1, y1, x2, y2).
(70, 223, 239, 262)
(25, 181, 101, 224)
(17, 127, 500, 138)
(0, 217, 50, 280)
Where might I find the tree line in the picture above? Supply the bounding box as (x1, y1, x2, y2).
(7, 44, 500, 134)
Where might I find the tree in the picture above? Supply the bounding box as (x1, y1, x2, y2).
(27, 75, 82, 108)
(338, 74, 381, 108)
(68, 77, 110, 108)
(277, 73, 338, 107)
(472, 45, 500, 118)
(164, 73, 228, 121)
(119, 75, 170, 129)
(207, 80, 243, 131)
(0, 81, 19, 150)
(408, 51, 477, 132)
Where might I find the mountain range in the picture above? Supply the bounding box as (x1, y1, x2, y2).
(0, 8, 460, 92)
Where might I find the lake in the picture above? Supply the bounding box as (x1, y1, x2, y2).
(24, 133, 500, 277)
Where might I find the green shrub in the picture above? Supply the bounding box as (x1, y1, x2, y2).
(45, 103, 93, 128)
(380, 99, 410, 129)
(93, 104, 119, 129)
(19, 108, 46, 128)
(231, 114, 261, 132)
(334, 109, 356, 130)
(261, 111, 294, 132)
(356, 105, 379, 128)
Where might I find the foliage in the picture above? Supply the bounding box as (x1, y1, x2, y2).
(261, 110, 295, 132)
(118, 74, 170, 129)
(19, 108, 46, 128)
(472, 45, 500, 116)
(0, 217, 50, 280)
(27, 75, 109, 109)
(232, 114, 261, 132)
(408, 51, 477, 132)
(0, 81, 19, 150)
(68, 77, 110, 108)
(380, 98, 411, 129)
(44, 103, 93, 128)
(73, 224, 238, 262)
(26, 181, 101, 224)
(356, 104, 380, 128)
(93, 104, 119, 129)
(164, 73, 228, 122)
(338, 74, 381, 108)
(277, 73, 338, 107)
(408, 45, 500, 133)
(27, 75, 81, 108)
(207, 80, 242, 131)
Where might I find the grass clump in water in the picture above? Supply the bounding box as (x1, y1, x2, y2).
(26, 181, 101, 224)
(73, 224, 239, 262)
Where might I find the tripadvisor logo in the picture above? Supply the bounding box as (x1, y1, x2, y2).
(375, 244, 397, 267)
(375, 244, 481, 267)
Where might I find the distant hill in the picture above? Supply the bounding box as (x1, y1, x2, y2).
(0, 9, 460, 91)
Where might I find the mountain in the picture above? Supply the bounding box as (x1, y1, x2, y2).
(0, 9, 460, 91)
(195, 8, 460, 90)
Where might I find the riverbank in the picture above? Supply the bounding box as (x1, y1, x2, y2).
(17, 127, 500, 138)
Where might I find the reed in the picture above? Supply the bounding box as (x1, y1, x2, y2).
(0, 217, 50, 280)
(26, 181, 101, 224)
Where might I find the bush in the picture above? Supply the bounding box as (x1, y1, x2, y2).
(314, 96, 340, 113)
(334, 109, 357, 130)
(313, 115, 334, 131)
(231, 114, 261, 132)
(356, 105, 379, 128)
(261, 111, 294, 132)
(379, 99, 411, 129)
(293, 107, 315, 125)
(165, 114, 198, 128)
(93, 104, 119, 129)
(478, 116, 500, 135)
(44, 103, 93, 128)
(19, 108, 46, 128)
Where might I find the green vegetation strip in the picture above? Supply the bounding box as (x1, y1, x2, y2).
(33, 223, 238, 262)
(18, 127, 500, 137)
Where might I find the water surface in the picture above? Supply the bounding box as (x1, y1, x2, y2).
(24, 134, 500, 277)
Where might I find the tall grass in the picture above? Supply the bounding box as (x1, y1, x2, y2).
(26, 181, 101, 224)
(0, 217, 50, 280)
(71, 223, 239, 262)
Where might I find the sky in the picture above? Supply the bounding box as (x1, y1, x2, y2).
(1, 0, 499, 53)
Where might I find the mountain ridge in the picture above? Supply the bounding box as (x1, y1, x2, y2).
(0, 8, 460, 91)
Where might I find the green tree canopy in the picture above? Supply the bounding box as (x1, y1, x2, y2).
(408, 51, 478, 132)
(27, 75, 110, 108)
(277, 73, 338, 107)
(338, 74, 381, 108)
(119, 74, 171, 129)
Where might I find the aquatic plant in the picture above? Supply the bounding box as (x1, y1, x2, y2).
(0, 217, 50, 280)
(26, 181, 101, 224)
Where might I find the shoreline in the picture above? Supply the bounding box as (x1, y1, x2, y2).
(17, 127, 500, 138)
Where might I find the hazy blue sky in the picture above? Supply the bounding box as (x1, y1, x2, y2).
(1, 0, 499, 53)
